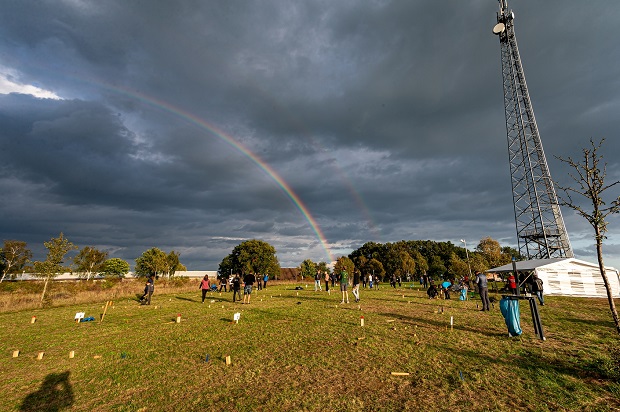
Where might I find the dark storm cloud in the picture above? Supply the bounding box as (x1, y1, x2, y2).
(0, 1, 618, 269)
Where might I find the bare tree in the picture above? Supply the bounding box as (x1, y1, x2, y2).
(555, 138, 620, 335)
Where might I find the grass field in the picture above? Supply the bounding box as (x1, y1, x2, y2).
(1, 281, 619, 411)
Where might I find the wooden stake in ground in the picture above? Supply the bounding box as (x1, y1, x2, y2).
(69, 351, 75, 358)
(390, 372, 410, 376)
(360, 316, 365, 327)
(37, 352, 44, 360)
(176, 313, 181, 323)
(13, 350, 19, 358)
(225, 355, 231, 365)
(30, 316, 36, 324)
(100, 301, 112, 323)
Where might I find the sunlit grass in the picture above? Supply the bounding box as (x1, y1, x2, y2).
(1, 282, 619, 411)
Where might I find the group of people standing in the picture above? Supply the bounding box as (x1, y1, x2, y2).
(362, 274, 380, 289)
(335, 268, 361, 304)
(313, 268, 362, 304)
(389, 274, 402, 288)
(199, 273, 269, 304)
(140, 267, 546, 314)
(421, 270, 545, 311)
(475, 270, 544, 311)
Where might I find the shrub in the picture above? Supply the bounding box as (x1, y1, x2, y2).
(168, 276, 190, 287)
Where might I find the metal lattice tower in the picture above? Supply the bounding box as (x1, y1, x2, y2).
(492, 0, 573, 259)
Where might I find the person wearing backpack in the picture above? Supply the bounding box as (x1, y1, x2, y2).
(531, 274, 544, 306)
(475, 271, 490, 311)
(232, 274, 242, 303)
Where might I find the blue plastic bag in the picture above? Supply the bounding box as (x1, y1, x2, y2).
(499, 298, 522, 336)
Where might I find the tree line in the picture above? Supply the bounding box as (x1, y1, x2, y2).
(212, 236, 519, 284)
(0, 233, 187, 300)
(297, 237, 520, 282)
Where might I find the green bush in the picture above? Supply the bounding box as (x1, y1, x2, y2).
(168, 276, 190, 287)
(100, 278, 120, 290)
(0, 281, 41, 293)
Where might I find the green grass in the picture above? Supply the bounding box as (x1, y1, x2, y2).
(1, 282, 619, 411)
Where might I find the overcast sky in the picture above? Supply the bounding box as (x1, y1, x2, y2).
(1, 0, 619, 271)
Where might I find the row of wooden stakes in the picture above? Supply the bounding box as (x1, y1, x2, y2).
(12, 350, 80, 360)
(13, 349, 235, 365)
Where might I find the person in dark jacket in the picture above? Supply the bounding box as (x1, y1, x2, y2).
(232, 274, 242, 303)
(427, 284, 438, 299)
(476, 271, 490, 311)
(352, 270, 361, 303)
(243, 273, 256, 304)
(340, 269, 349, 304)
(141, 275, 154, 305)
(531, 274, 544, 305)
(314, 270, 322, 292)
(218, 275, 227, 292)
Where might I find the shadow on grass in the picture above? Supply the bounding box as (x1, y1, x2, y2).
(436, 343, 609, 383)
(558, 316, 616, 328)
(21, 371, 74, 412)
(377, 311, 506, 336)
(175, 296, 196, 302)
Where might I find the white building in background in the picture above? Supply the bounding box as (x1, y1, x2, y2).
(173, 271, 217, 279)
(489, 258, 620, 298)
(12, 270, 217, 281)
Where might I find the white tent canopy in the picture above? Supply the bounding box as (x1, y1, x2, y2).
(488, 258, 620, 298)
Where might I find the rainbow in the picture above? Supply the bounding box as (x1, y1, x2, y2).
(97, 85, 334, 263)
(241, 86, 381, 240)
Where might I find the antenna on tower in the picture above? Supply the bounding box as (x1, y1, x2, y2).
(492, 0, 573, 260)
